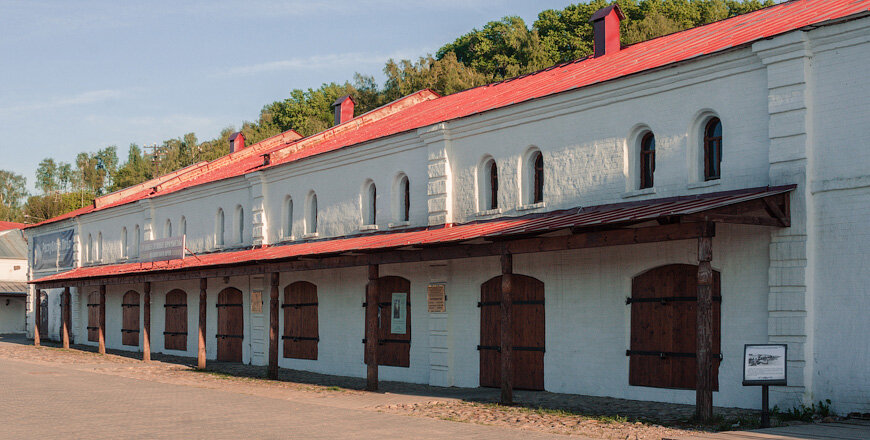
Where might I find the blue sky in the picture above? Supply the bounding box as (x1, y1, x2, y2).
(0, 0, 576, 192)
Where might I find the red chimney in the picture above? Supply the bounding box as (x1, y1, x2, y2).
(229, 131, 245, 153)
(332, 95, 355, 126)
(589, 4, 625, 58)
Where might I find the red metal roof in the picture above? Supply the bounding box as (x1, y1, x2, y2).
(0, 221, 25, 231)
(31, 185, 793, 285)
(26, 0, 869, 230)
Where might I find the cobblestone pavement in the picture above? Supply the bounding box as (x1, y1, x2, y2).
(0, 334, 759, 439)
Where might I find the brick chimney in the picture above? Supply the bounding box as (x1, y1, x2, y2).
(332, 95, 355, 126)
(229, 131, 245, 153)
(589, 4, 625, 58)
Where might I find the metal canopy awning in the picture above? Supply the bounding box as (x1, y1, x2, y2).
(31, 185, 793, 288)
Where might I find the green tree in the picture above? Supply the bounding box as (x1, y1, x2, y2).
(0, 169, 27, 222)
(35, 158, 60, 194)
(24, 191, 95, 223)
(110, 144, 152, 192)
(382, 52, 489, 102)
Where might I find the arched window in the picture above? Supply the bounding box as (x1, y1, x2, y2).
(488, 161, 498, 210)
(165, 219, 172, 238)
(134, 225, 140, 258)
(235, 206, 244, 244)
(399, 175, 410, 222)
(216, 208, 225, 246)
(527, 151, 544, 203)
(306, 193, 318, 235)
(180, 216, 187, 237)
(640, 132, 656, 189)
(362, 180, 376, 225)
(97, 232, 102, 261)
(87, 234, 93, 262)
(704, 118, 722, 181)
(121, 227, 128, 258)
(479, 158, 498, 211)
(284, 197, 294, 239)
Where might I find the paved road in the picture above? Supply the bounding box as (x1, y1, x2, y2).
(0, 357, 568, 439)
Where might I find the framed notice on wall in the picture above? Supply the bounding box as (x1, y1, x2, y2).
(427, 284, 446, 313)
(743, 344, 787, 386)
(391, 292, 407, 334)
(251, 290, 263, 314)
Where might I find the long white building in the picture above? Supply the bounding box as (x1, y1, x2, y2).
(26, 1, 870, 418)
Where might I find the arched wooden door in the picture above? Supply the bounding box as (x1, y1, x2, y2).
(39, 292, 49, 337)
(364, 276, 411, 367)
(164, 290, 188, 351)
(121, 291, 140, 347)
(87, 292, 99, 342)
(479, 274, 545, 390)
(216, 288, 244, 362)
(283, 281, 318, 360)
(628, 264, 721, 390)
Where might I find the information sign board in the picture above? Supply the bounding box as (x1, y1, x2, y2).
(141, 236, 185, 262)
(427, 284, 446, 313)
(743, 344, 787, 386)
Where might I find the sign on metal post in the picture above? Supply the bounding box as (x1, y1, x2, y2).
(140, 236, 186, 262)
(743, 344, 787, 428)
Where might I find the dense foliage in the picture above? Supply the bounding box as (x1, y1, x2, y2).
(0, 0, 774, 223)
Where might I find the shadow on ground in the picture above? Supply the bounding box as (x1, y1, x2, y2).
(1, 333, 759, 425)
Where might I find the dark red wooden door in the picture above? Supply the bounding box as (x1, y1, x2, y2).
(121, 291, 140, 347)
(164, 289, 188, 351)
(479, 274, 545, 390)
(217, 288, 244, 362)
(364, 276, 411, 367)
(87, 292, 99, 342)
(629, 264, 721, 390)
(283, 281, 318, 360)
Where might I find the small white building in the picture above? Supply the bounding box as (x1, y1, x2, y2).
(26, 1, 870, 418)
(0, 222, 27, 334)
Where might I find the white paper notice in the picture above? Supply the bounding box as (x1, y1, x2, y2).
(390, 292, 407, 334)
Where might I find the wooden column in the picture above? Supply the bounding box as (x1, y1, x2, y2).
(61, 287, 71, 349)
(696, 223, 715, 421)
(143, 282, 151, 362)
(365, 264, 379, 391)
(98, 285, 106, 355)
(197, 278, 207, 369)
(500, 253, 514, 404)
(33, 289, 41, 347)
(268, 272, 280, 379)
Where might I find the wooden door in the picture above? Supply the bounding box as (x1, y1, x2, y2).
(121, 291, 140, 347)
(479, 274, 545, 390)
(364, 276, 411, 367)
(87, 292, 99, 342)
(39, 292, 49, 337)
(217, 288, 244, 362)
(164, 289, 188, 351)
(629, 264, 721, 390)
(283, 281, 318, 360)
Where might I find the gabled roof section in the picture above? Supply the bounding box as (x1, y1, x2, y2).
(26, 0, 870, 228)
(0, 221, 24, 232)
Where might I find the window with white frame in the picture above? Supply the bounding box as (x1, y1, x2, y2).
(362, 180, 376, 226)
(234, 205, 244, 244)
(216, 208, 225, 246)
(180, 216, 187, 238)
(305, 192, 318, 235)
(394, 173, 410, 222)
(283, 196, 293, 239)
(134, 225, 140, 257)
(121, 227, 128, 258)
(522, 148, 544, 205)
(478, 157, 498, 211)
(165, 219, 172, 238)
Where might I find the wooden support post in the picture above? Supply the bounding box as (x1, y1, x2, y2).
(500, 253, 514, 405)
(198, 278, 207, 369)
(696, 223, 715, 421)
(268, 272, 280, 379)
(365, 264, 379, 391)
(98, 285, 106, 355)
(143, 282, 151, 362)
(62, 287, 71, 349)
(33, 289, 41, 347)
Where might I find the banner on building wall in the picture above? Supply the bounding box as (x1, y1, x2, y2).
(391, 292, 407, 334)
(32, 229, 75, 271)
(141, 236, 185, 262)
